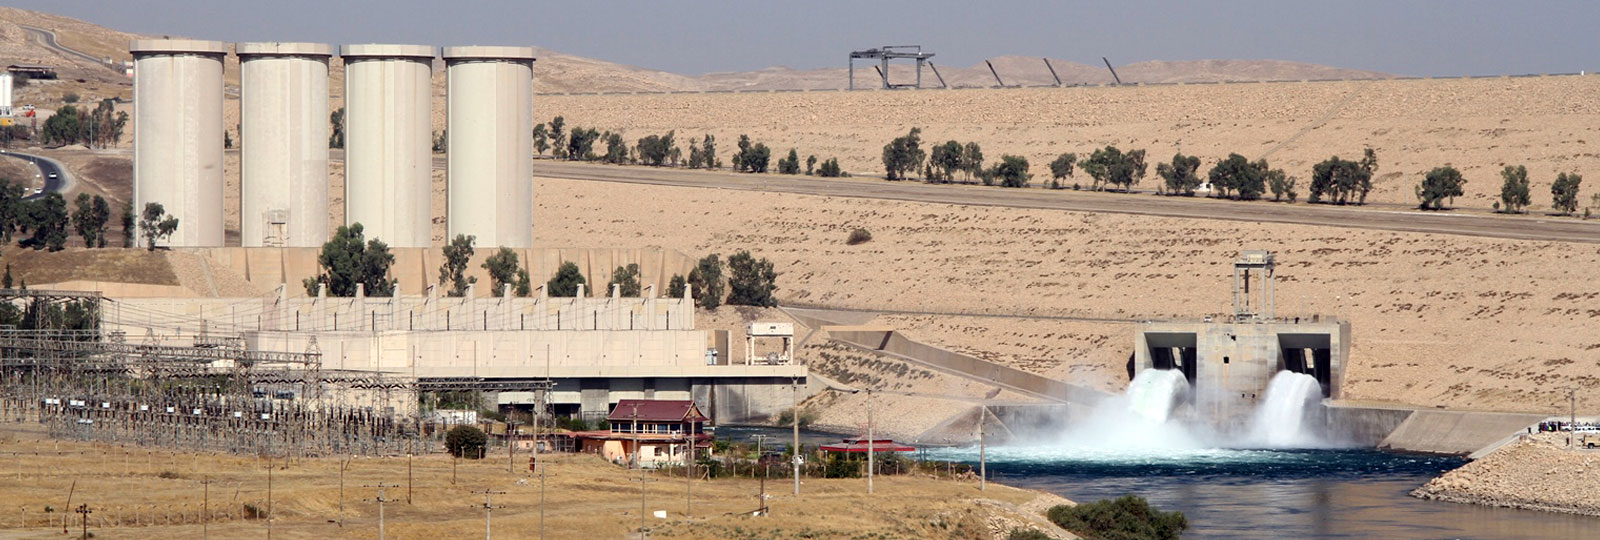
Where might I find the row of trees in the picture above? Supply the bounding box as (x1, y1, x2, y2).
(1495, 165, 1585, 215)
(0, 180, 178, 251)
(40, 101, 129, 149)
(882, 128, 1033, 187)
(532, 117, 847, 177)
(306, 229, 779, 309)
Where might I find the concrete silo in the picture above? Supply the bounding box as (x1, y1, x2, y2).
(340, 44, 435, 248)
(237, 42, 333, 247)
(131, 39, 227, 247)
(444, 46, 536, 248)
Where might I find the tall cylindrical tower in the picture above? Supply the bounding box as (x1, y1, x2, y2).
(131, 39, 227, 247)
(340, 44, 435, 248)
(444, 46, 536, 248)
(237, 42, 333, 247)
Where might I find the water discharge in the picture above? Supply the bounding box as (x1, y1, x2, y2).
(1245, 370, 1325, 448)
(1125, 368, 1189, 423)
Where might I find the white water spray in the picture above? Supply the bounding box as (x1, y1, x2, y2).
(1126, 368, 1189, 423)
(1246, 371, 1324, 448)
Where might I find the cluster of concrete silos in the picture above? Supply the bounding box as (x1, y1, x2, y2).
(130, 39, 535, 249)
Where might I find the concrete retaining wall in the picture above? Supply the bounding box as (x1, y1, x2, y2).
(1378, 409, 1546, 455)
(827, 328, 1108, 406)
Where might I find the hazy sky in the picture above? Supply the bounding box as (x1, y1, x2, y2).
(8, 0, 1598, 76)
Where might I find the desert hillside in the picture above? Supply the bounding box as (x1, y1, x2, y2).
(531, 174, 1600, 416)
(536, 75, 1600, 211)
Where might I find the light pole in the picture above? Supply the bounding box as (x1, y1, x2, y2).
(866, 388, 874, 495)
(792, 376, 800, 496)
(979, 406, 986, 492)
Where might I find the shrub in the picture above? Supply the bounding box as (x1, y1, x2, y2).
(846, 228, 872, 245)
(242, 502, 269, 520)
(774, 407, 816, 428)
(157, 471, 182, 479)
(445, 425, 488, 459)
(666, 274, 687, 298)
(1047, 495, 1187, 540)
(63, 93, 80, 104)
(1007, 529, 1052, 540)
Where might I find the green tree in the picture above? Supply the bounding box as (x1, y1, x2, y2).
(438, 234, 476, 297)
(1081, 146, 1147, 191)
(70, 193, 110, 248)
(636, 130, 676, 166)
(777, 148, 801, 174)
(137, 202, 179, 251)
(601, 131, 628, 164)
(962, 142, 985, 182)
(328, 107, 345, 149)
(445, 425, 488, 459)
(686, 134, 720, 169)
(927, 141, 964, 183)
(687, 254, 724, 309)
(546, 261, 587, 297)
(0, 180, 25, 242)
(41, 105, 84, 146)
(1552, 172, 1583, 215)
(607, 263, 642, 296)
(732, 135, 771, 173)
(817, 158, 844, 178)
(1048, 152, 1077, 189)
(805, 155, 818, 175)
(1497, 165, 1531, 213)
(301, 223, 397, 296)
(1209, 155, 1265, 200)
(566, 127, 600, 161)
(1047, 495, 1188, 540)
(1308, 155, 1374, 205)
(549, 116, 567, 158)
(23, 193, 69, 251)
(63, 93, 80, 104)
(482, 247, 531, 297)
(431, 129, 447, 154)
(880, 128, 926, 180)
(85, 99, 128, 148)
(532, 123, 549, 155)
(1416, 165, 1467, 210)
(726, 251, 778, 307)
(992, 155, 1032, 188)
(2, 265, 11, 289)
(666, 274, 687, 298)
(120, 200, 134, 248)
(1267, 169, 1298, 202)
(1156, 153, 1203, 196)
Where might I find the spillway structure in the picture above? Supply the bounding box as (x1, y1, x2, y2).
(131, 39, 227, 247)
(444, 46, 536, 248)
(237, 42, 334, 247)
(341, 44, 435, 248)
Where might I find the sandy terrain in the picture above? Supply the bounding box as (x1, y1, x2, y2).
(537, 75, 1600, 210)
(1415, 433, 1600, 516)
(531, 174, 1600, 415)
(0, 424, 1074, 540)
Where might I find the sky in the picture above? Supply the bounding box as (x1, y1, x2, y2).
(7, 0, 1599, 77)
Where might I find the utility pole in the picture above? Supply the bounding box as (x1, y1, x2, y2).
(473, 489, 505, 540)
(366, 483, 397, 540)
(633, 402, 646, 537)
(74, 504, 90, 540)
(201, 475, 213, 539)
(1571, 387, 1578, 450)
(338, 457, 350, 525)
(867, 388, 874, 495)
(684, 430, 693, 518)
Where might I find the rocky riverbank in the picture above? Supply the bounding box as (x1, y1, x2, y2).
(1413, 433, 1600, 517)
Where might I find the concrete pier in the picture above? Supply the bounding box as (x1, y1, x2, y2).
(444, 46, 536, 248)
(341, 44, 435, 248)
(237, 42, 334, 247)
(131, 39, 227, 247)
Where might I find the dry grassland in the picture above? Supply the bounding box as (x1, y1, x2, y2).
(532, 174, 1600, 415)
(0, 425, 1069, 540)
(536, 75, 1600, 211)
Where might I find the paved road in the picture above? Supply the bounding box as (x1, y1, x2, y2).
(0, 150, 71, 200)
(525, 160, 1600, 244)
(18, 24, 116, 72)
